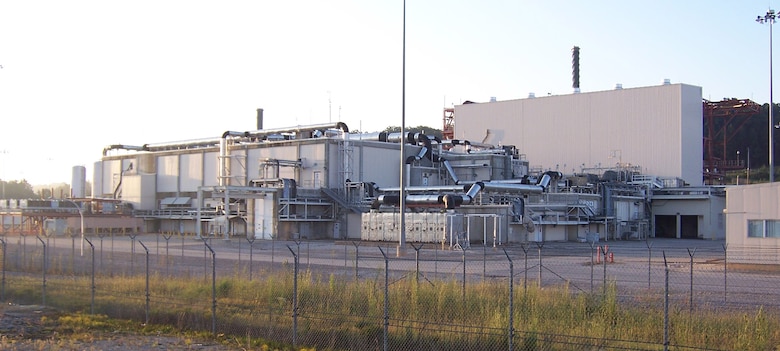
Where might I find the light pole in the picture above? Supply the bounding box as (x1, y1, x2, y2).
(737, 150, 741, 185)
(757, 9, 776, 182)
(63, 199, 84, 256)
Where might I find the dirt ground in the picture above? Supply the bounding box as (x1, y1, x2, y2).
(0, 304, 239, 351)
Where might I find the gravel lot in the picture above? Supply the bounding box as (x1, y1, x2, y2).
(0, 304, 239, 351)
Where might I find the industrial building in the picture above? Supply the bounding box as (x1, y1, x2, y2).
(1, 82, 731, 244)
(725, 182, 780, 264)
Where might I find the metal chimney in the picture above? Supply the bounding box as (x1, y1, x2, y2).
(572, 46, 580, 92)
(256, 108, 264, 130)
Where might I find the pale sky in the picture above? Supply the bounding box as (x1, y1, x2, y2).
(0, 0, 776, 185)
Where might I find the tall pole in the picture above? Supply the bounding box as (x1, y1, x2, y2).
(758, 9, 776, 182)
(398, 0, 407, 256)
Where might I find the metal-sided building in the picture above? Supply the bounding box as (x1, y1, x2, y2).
(725, 182, 780, 263)
(450, 83, 726, 240)
(86, 82, 727, 243)
(453, 83, 703, 186)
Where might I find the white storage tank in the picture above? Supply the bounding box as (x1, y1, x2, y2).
(72, 165, 87, 198)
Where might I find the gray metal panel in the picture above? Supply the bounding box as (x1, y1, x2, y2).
(359, 145, 402, 188)
(455, 84, 702, 185)
(157, 155, 179, 193)
(180, 153, 204, 192)
(204, 151, 219, 186)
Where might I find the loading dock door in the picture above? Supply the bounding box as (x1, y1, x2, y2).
(655, 215, 677, 238)
(654, 215, 699, 239)
(680, 215, 698, 239)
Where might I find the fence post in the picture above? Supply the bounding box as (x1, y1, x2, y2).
(97, 233, 105, 274)
(462, 248, 467, 300)
(722, 243, 728, 302)
(203, 237, 209, 281)
(601, 245, 609, 297)
(646, 240, 653, 289)
(353, 241, 362, 281)
(129, 233, 138, 276)
(687, 248, 697, 313)
(520, 243, 529, 294)
(0, 238, 5, 301)
(378, 246, 389, 351)
(411, 243, 423, 285)
(85, 237, 95, 315)
(36, 236, 46, 305)
(286, 245, 299, 348)
(483, 244, 487, 282)
(536, 242, 544, 288)
(589, 240, 596, 294)
(163, 233, 173, 276)
(70, 231, 77, 273)
(246, 236, 255, 281)
(663, 251, 669, 351)
(137, 240, 150, 326)
(503, 248, 514, 351)
(204, 240, 217, 336)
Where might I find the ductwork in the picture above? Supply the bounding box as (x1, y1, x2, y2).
(102, 122, 351, 156)
(537, 171, 563, 191)
(376, 182, 483, 209)
(102, 144, 146, 156)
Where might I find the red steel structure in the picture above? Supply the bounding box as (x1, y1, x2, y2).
(703, 98, 761, 184)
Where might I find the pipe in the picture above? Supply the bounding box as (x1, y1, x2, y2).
(143, 138, 222, 152)
(481, 182, 544, 194)
(102, 144, 145, 156)
(442, 159, 459, 184)
(376, 185, 463, 192)
(103, 122, 351, 155)
(537, 171, 563, 191)
(464, 182, 484, 200)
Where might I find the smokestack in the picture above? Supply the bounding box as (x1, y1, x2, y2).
(256, 108, 264, 130)
(572, 46, 580, 93)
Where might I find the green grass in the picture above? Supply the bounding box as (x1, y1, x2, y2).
(2, 269, 779, 350)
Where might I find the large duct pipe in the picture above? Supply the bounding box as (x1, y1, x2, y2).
(464, 181, 483, 199)
(537, 171, 563, 191)
(102, 144, 146, 156)
(377, 182, 483, 208)
(219, 138, 228, 186)
(442, 159, 459, 184)
(481, 182, 544, 194)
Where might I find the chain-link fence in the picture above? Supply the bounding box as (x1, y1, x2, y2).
(0, 233, 777, 350)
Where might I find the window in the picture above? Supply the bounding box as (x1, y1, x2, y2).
(768, 221, 780, 238)
(747, 220, 780, 238)
(748, 220, 764, 238)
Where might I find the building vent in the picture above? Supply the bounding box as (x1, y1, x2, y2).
(528, 92, 536, 98)
(663, 79, 671, 85)
(615, 83, 623, 90)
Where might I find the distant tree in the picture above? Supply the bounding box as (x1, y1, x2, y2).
(0, 179, 36, 199)
(33, 183, 71, 199)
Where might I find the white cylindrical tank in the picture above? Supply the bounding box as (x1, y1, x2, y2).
(92, 161, 103, 198)
(71, 165, 87, 198)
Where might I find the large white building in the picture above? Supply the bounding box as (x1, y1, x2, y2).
(454, 83, 703, 186)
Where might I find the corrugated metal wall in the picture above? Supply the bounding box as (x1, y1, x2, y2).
(455, 84, 702, 185)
